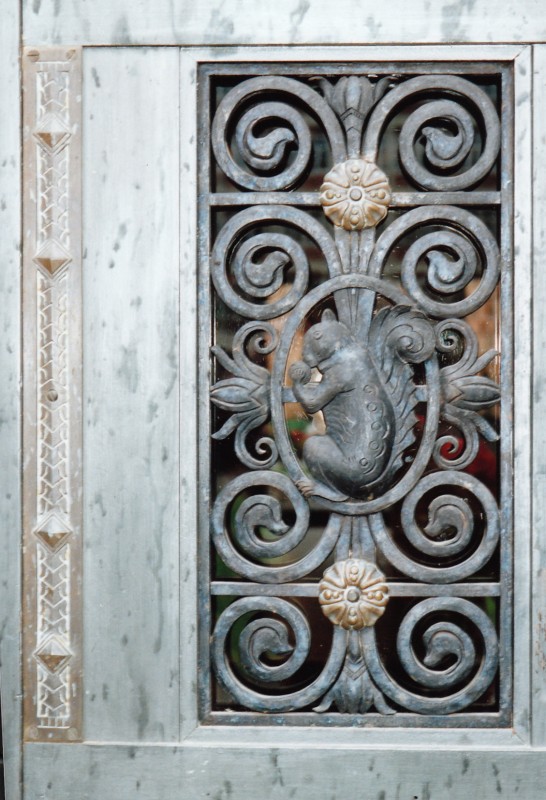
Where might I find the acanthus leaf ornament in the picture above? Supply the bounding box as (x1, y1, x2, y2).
(434, 319, 500, 469)
(314, 74, 396, 156)
(210, 322, 278, 470)
(314, 631, 395, 715)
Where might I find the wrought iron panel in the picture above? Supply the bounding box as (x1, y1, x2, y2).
(198, 61, 512, 727)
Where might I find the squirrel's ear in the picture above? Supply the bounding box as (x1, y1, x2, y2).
(322, 309, 336, 323)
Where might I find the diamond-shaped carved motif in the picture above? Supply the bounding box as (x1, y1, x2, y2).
(34, 511, 71, 551)
(33, 239, 71, 274)
(33, 111, 71, 154)
(34, 635, 71, 674)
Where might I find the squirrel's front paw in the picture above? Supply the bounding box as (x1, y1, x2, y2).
(289, 360, 312, 384)
(296, 477, 316, 497)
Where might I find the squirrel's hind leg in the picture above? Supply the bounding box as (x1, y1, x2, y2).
(300, 435, 352, 500)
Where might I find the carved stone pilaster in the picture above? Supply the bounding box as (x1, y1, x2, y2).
(23, 47, 82, 742)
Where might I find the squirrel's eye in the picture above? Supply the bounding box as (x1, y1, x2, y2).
(313, 330, 322, 339)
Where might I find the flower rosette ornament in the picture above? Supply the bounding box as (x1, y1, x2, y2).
(319, 559, 389, 630)
(319, 158, 391, 231)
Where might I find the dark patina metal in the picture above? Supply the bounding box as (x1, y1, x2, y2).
(201, 62, 511, 727)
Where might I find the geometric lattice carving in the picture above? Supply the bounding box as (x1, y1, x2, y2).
(34, 538, 71, 727)
(36, 663, 71, 728)
(37, 271, 69, 518)
(37, 148, 70, 250)
(23, 47, 82, 741)
(36, 543, 70, 641)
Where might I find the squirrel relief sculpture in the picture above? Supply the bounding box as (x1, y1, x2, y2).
(289, 306, 435, 500)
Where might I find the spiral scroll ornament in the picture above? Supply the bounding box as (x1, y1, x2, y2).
(370, 205, 500, 319)
(363, 598, 499, 714)
(211, 472, 343, 583)
(364, 74, 501, 191)
(369, 471, 500, 583)
(211, 205, 342, 320)
(212, 597, 347, 712)
(211, 75, 346, 190)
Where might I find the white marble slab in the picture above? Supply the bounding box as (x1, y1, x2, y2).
(23, 742, 546, 799)
(512, 46, 533, 742)
(82, 47, 181, 742)
(0, 1, 22, 798)
(532, 44, 546, 747)
(22, 0, 546, 47)
(178, 49, 199, 740)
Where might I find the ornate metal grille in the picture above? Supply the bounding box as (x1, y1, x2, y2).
(198, 61, 512, 727)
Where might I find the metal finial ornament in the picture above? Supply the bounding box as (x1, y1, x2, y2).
(319, 158, 391, 230)
(319, 559, 389, 629)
